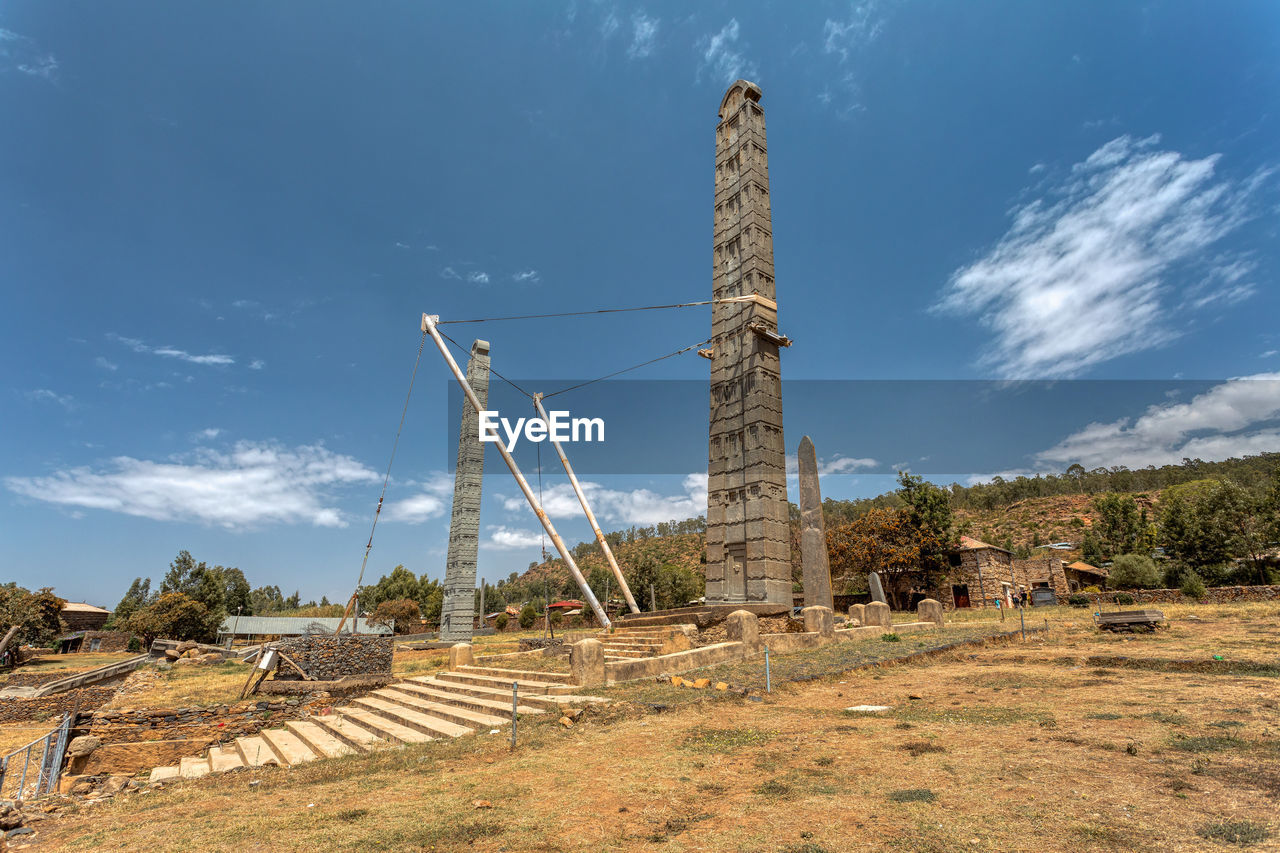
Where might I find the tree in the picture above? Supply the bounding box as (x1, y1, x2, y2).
(0, 584, 66, 648)
(120, 592, 220, 644)
(371, 598, 422, 634)
(217, 567, 252, 616)
(249, 585, 285, 614)
(110, 577, 154, 627)
(625, 554, 662, 611)
(827, 507, 945, 609)
(1081, 530, 1104, 565)
(518, 602, 537, 630)
(161, 550, 201, 595)
(160, 551, 225, 617)
(654, 563, 702, 610)
(1092, 494, 1142, 559)
(1108, 554, 1161, 589)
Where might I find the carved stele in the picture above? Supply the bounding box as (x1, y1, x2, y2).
(798, 436, 834, 610)
(705, 80, 790, 605)
(440, 340, 490, 643)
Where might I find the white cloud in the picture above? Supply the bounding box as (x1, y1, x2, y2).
(937, 135, 1272, 378)
(382, 473, 454, 524)
(486, 526, 546, 550)
(511, 270, 541, 284)
(1261, 350, 1278, 359)
(4, 441, 380, 529)
(600, 11, 620, 39)
(191, 428, 222, 441)
(785, 452, 878, 480)
(0, 28, 57, 81)
(249, 359, 266, 370)
(440, 267, 462, 280)
(1035, 374, 1280, 470)
(1028, 163, 1046, 175)
(95, 357, 118, 371)
(466, 271, 490, 285)
(822, 2, 884, 61)
(394, 241, 410, 249)
(698, 19, 757, 84)
(25, 389, 76, 410)
(108, 333, 234, 366)
(627, 12, 659, 59)
(501, 473, 708, 526)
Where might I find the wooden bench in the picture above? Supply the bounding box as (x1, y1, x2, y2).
(1095, 610, 1167, 632)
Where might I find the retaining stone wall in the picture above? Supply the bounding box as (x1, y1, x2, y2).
(78, 631, 133, 652)
(270, 635, 393, 680)
(89, 697, 327, 745)
(1064, 585, 1280, 606)
(0, 687, 116, 723)
(2, 669, 93, 688)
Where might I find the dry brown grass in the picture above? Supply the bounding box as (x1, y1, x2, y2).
(105, 661, 252, 709)
(0, 723, 63, 754)
(33, 603, 1280, 852)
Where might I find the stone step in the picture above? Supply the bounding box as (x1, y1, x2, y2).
(208, 745, 245, 773)
(149, 765, 181, 783)
(312, 714, 388, 751)
(286, 720, 360, 759)
(598, 648, 652, 658)
(260, 728, 319, 766)
(235, 735, 281, 767)
(353, 696, 475, 739)
(407, 676, 599, 711)
(337, 708, 434, 744)
(600, 639, 663, 647)
(387, 682, 547, 719)
(370, 688, 508, 730)
(434, 670, 578, 695)
(456, 664, 576, 685)
(179, 756, 211, 779)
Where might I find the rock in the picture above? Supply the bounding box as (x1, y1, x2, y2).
(6, 826, 35, 839)
(101, 776, 130, 795)
(176, 641, 197, 654)
(559, 716, 574, 727)
(173, 658, 196, 666)
(70, 782, 93, 796)
(66, 736, 102, 758)
(196, 653, 223, 665)
(57, 775, 87, 795)
(163, 650, 180, 662)
(0, 813, 23, 831)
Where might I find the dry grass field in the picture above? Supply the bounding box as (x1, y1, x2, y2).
(27, 603, 1280, 852)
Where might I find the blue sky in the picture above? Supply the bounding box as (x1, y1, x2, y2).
(3, 2, 1278, 607)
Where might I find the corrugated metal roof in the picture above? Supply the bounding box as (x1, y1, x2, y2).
(217, 615, 393, 636)
(61, 602, 110, 613)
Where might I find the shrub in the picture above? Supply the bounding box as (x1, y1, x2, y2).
(494, 613, 509, 631)
(127, 636, 142, 652)
(518, 603, 537, 630)
(1198, 820, 1270, 845)
(372, 598, 422, 634)
(1067, 594, 1091, 608)
(881, 633, 901, 643)
(1109, 554, 1160, 589)
(1113, 593, 1135, 605)
(1180, 572, 1207, 601)
(1081, 585, 1101, 594)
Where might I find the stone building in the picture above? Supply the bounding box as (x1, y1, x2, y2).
(947, 536, 1021, 609)
(59, 602, 110, 632)
(704, 80, 791, 606)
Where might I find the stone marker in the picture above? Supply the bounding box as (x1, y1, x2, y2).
(802, 605, 835, 637)
(864, 601, 891, 629)
(448, 643, 474, 669)
(797, 436, 834, 610)
(725, 610, 760, 648)
(844, 705, 892, 713)
(441, 340, 490, 644)
(847, 603, 866, 627)
(917, 598, 945, 627)
(570, 639, 605, 688)
(868, 571, 888, 605)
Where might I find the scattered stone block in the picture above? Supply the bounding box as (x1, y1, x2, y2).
(569, 638, 605, 688)
(725, 610, 760, 648)
(844, 705, 892, 713)
(448, 643, 474, 669)
(917, 598, 945, 627)
(692, 678, 711, 689)
(714, 682, 729, 691)
(864, 601, 892, 629)
(66, 735, 101, 758)
(802, 605, 835, 637)
(848, 604, 866, 626)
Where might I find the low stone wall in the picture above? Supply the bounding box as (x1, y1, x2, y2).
(271, 635, 393, 680)
(0, 686, 117, 722)
(88, 696, 327, 746)
(2, 669, 94, 688)
(79, 631, 134, 653)
(1064, 585, 1280, 606)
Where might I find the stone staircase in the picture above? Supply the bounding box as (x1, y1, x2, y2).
(598, 625, 688, 662)
(147, 668, 604, 782)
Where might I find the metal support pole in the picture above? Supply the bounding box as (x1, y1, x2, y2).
(510, 682, 518, 751)
(533, 395, 640, 614)
(1019, 604, 1026, 641)
(423, 313, 611, 629)
(764, 646, 772, 693)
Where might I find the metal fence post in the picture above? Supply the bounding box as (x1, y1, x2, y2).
(510, 682, 518, 751)
(764, 646, 772, 693)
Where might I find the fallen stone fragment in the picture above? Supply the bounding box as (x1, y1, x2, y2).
(844, 705, 892, 713)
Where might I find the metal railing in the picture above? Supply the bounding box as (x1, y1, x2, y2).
(0, 713, 72, 799)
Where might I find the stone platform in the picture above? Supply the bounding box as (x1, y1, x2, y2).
(616, 602, 790, 629)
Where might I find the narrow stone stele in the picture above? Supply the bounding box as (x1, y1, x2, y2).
(798, 435, 833, 610)
(868, 571, 888, 605)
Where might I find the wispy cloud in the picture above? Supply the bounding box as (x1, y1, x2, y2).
(466, 271, 490, 285)
(191, 428, 222, 442)
(381, 472, 454, 524)
(1262, 350, 1278, 359)
(511, 270, 541, 284)
(5, 441, 380, 529)
(108, 333, 235, 366)
(486, 526, 546, 550)
(25, 389, 77, 410)
(785, 452, 878, 480)
(937, 135, 1273, 378)
(440, 267, 462, 280)
(818, 2, 886, 114)
(95, 357, 118, 371)
(501, 473, 707, 526)
(628, 12, 659, 59)
(1034, 374, 1280, 470)
(600, 10, 621, 40)
(0, 28, 58, 81)
(249, 359, 266, 370)
(698, 19, 756, 84)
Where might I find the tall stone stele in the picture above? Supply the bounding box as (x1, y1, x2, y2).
(705, 80, 791, 606)
(439, 339, 490, 643)
(797, 436, 833, 610)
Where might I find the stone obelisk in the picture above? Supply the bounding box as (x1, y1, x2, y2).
(705, 80, 791, 606)
(797, 436, 833, 610)
(440, 339, 490, 643)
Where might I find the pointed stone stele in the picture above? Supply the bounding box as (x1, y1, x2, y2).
(798, 436, 834, 610)
(868, 571, 888, 605)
